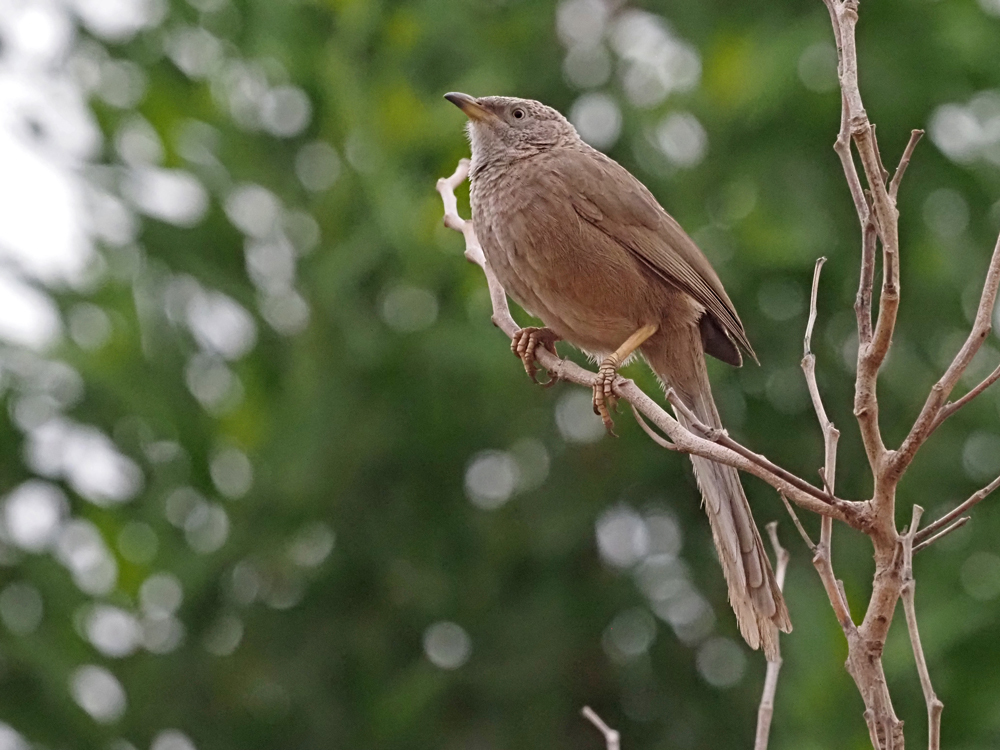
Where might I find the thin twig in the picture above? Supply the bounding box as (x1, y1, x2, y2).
(801, 258, 841, 491)
(888, 130, 924, 200)
(825, 0, 904, 496)
(767, 522, 790, 590)
(626, 381, 860, 523)
(901, 506, 944, 749)
(915, 474, 1000, 544)
(853, 213, 892, 479)
(436, 160, 518, 334)
(824, 4, 868, 228)
(913, 517, 970, 554)
(803, 257, 827, 356)
(893, 232, 1000, 478)
(812, 513, 853, 632)
(781, 493, 817, 551)
(818, 517, 835, 571)
(755, 522, 790, 750)
(931, 362, 1000, 431)
(630, 404, 678, 451)
(855, 210, 877, 348)
(870, 124, 890, 186)
(662, 389, 847, 511)
(582, 706, 620, 750)
(800, 257, 851, 631)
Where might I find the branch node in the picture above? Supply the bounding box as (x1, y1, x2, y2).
(888, 129, 924, 200)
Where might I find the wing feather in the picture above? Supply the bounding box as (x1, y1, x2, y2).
(557, 146, 756, 363)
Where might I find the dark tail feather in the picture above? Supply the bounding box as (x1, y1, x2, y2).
(645, 330, 791, 660)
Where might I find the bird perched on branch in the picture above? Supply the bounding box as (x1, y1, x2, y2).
(446, 92, 791, 658)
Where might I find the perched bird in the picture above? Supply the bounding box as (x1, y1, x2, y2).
(446, 92, 791, 657)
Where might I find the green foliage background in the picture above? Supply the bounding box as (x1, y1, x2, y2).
(2, 0, 1000, 748)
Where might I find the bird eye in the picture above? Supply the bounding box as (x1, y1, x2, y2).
(512, 108, 526, 120)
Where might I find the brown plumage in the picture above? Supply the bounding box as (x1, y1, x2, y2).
(446, 92, 791, 658)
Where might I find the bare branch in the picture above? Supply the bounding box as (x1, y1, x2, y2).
(436, 160, 518, 334)
(901, 506, 944, 750)
(803, 257, 827, 356)
(635, 383, 859, 520)
(913, 517, 970, 555)
(866, 239, 901, 379)
(781, 493, 817, 551)
(888, 130, 924, 200)
(823, 0, 868, 228)
(813, 530, 854, 633)
(915, 473, 1000, 544)
(894, 232, 1000, 477)
(931, 361, 1000, 431)
(871, 125, 889, 184)
(635, 383, 861, 521)
(755, 522, 790, 750)
(829, 0, 896, 249)
(855, 213, 877, 347)
(857, 215, 899, 471)
(661, 389, 854, 516)
(821, 0, 995, 738)
(582, 707, 620, 750)
(812, 13, 909, 736)
(436, 159, 470, 231)
(824, 0, 908, 488)
(767, 522, 790, 590)
(800, 256, 853, 630)
(802, 257, 841, 491)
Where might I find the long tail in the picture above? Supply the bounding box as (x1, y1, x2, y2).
(644, 327, 791, 660)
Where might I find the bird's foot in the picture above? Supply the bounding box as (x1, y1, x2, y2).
(593, 355, 622, 436)
(511, 327, 561, 385)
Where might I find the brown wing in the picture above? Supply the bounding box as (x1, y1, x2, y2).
(556, 145, 756, 364)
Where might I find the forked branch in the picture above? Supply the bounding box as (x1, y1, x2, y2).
(888, 130, 925, 200)
(915, 474, 1000, 547)
(894, 233, 1000, 476)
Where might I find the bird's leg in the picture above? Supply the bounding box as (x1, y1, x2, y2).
(594, 323, 659, 434)
(511, 327, 561, 385)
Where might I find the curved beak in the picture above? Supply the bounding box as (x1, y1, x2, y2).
(445, 92, 491, 122)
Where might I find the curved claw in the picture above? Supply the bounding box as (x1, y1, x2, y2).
(511, 327, 561, 384)
(592, 357, 621, 436)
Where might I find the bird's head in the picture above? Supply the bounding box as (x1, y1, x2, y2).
(445, 93, 578, 166)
